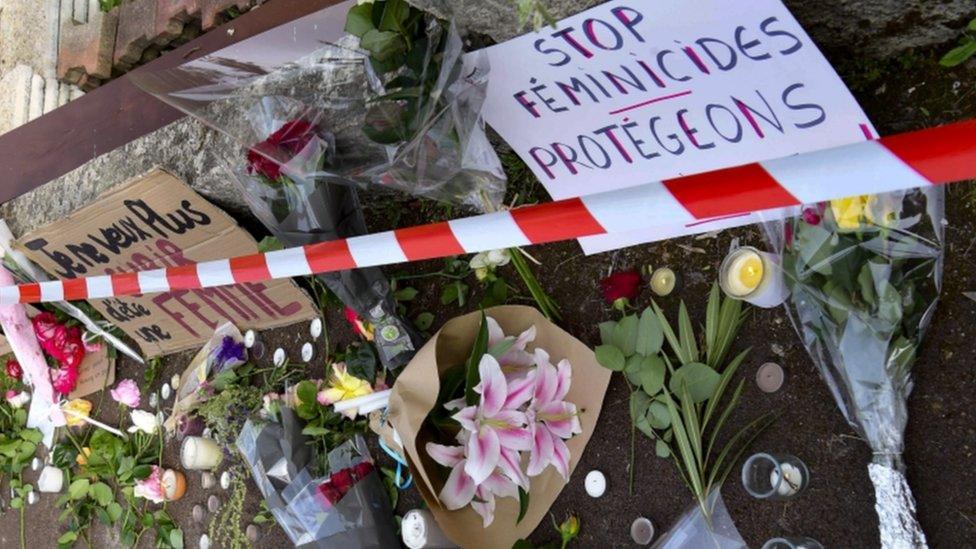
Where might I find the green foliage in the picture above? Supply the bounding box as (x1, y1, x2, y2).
(513, 0, 556, 31)
(99, 0, 123, 12)
(594, 283, 773, 518)
(940, 18, 976, 67)
(196, 383, 263, 444)
(208, 474, 249, 549)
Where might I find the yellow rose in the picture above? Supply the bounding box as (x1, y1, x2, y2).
(76, 447, 92, 466)
(62, 399, 93, 428)
(830, 195, 871, 231)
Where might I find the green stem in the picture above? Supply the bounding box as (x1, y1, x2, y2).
(18, 498, 24, 549)
(629, 421, 636, 496)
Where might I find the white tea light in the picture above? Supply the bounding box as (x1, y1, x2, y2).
(201, 472, 216, 490)
(30, 457, 41, 471)
(756, 362, 785, 393)
(630, 517, 655, 545)
(148, 393, 159, 409)
(301, 342, 314, 363)
(171, 373, 182, 390)
(37, 466, 64, 493)
(310, 318, 323, 339)
(26, 490, 37, 505)
(244, 330, 257, 348)
(584, 470, 606, 498)
(771, 463, 804, 497)
(719, 246, 789, 308)
(207, 495, 221, 513)
(273, 348, 286, 367)
(161, 383, 172, 400)
(649, 268, 676, 296)
(199, 534, 211, 549)
(401, 509, 456, 548)
(220, 471, 232, 490)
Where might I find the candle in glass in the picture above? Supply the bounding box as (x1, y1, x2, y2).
(761, 537, 824, 549)
(719, 246, 789, 308)
(180, 436, 223, 470)
(741, 453, 809, 501)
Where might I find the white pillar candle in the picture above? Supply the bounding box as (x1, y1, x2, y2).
(401, 509, 456, 548)
(770, 463, 804, 497)
(37, 465, 64, 493)
(180, 437, 223, 470)
(719, 246, 789, 308)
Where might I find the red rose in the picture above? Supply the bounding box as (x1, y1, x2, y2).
(600, 271, 641, 305)
(317, 481, 342, 506)
(801, 207, 821, 225)
(246, 119, 317, 181)
(32, 312, 60, 344)
(351, 461, 374, 481)
(51, 365, 79, 395)
(330, 468, 355, 497)
(59, 336, 86, 371)
(5, 360, 22, 380)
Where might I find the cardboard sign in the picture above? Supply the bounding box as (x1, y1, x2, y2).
(68, 346, 114, 400)
(16, 169, 317, 357)
(469, 0, 874, 253)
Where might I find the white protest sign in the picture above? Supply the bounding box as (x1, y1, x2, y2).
(469, 0, 874, 253)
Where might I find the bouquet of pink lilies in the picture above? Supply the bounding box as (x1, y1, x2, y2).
(425, 314, 581, 527)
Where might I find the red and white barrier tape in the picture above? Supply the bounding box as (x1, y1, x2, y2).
(2, 120, 974, 306)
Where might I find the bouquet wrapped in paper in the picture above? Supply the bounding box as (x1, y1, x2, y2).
(764, 187, 944, 547)
(238, 408, 397, 548)
(387, 306, 611, 548)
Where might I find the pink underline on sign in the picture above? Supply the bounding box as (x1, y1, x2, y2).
(859, 123, 875, 140)
(609, 90, 692, 115)
(684, 212, 751, 228)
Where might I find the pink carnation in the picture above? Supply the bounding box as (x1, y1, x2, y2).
(110, 379, 141, 408)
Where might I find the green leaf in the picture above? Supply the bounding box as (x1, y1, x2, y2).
(68, 478, 90, 500)
(630, 392, 655, 438)
(598, 321, 616, 346)
(648, 399, 671, 430)
(296, 381, 318, 408)
(857, 263, 876, 306)
(679, 383, 703, 469)
(677, 302, 699, 363)
(516, 487, 530, 523)
(170, 528, 184, 549)
(57, 532, 78, 545)
(638, 354, 665, 396)
(594, 345, 625, 371)
(379, 0, 411, 32)
(19, 429, 41, 444)
(969, 17, 976, 31)
(10, 497, 22, 509)
(635, 307, 664, 356)
(256, 236, 283, 253)
(662, 391, 703, 497)
(302, 426, 330, 437)
(655, 439, 671, 458)
(479, 278, 509, 309)
(652, 300, 685, 363)
(107, 501, 123, 522)
(465, 312, 490, 406)
(90, 482, 114, 507)
(394, 286, 418, 301)
(363, 102, 409, 145)
(623, 354, 644, 385)
(612, 315, 639, 357)
(669, 363, 720, 403)
(702, 349, 749, 430)
(360, 29, 407, 62)
(344, 3, 375, 37)
(939, 39, 976, 67)
(414, 312, 434, 331)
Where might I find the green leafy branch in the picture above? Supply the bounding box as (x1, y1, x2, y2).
(940, 17, 976, 67)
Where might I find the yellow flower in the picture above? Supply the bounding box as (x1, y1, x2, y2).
(317, 363, 373, 418)
(830, 195, 871, 231)
(76, 447, 91, 466)
(62, 399, 93, 427)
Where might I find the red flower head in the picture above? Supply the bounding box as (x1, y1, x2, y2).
(246, 119, 317, 181)
(51, 365, 80, 396)
(317, 481, 342, 507)
(600, 270, 641, 306)
(351, 460, 374, 481)
(59, 337, 86, 371)
(330, 468, 355, 497)
(801, 207, 821, 225)
(5, 360, 22, 380)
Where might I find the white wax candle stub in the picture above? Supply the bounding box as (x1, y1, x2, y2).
(171, 373, 182, 390)
(310, 318, 323, 339)
(273, 348, 286, 367)
(201, 472, 216, 490)
(244, 330, 257, 348)
(38, 465, 64, 493)
(30, 457, 41, 471)
(650, 268, 676, 297)
(725, 249, 764, 297)
(199, 533, 211, 549)
(161, 383, 172, 400)
(27, 490, 37, 505)
(181, 437, 223, 470)
(220, 471, 232, 490)
(756, 362, 785, 393)
(771, 463, 803, 496)
(585, 470, 606, 497)
(630, 517, 655, 546)
(401, 509, 455, 549)
(301, 342, 314, 363)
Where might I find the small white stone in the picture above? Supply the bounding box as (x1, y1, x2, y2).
(26, 491, 37, 505)
(199, 533, 211, 549)
(244, 330, 257, 349)
(220, 471, 231, 490)
(246, 524, 259, 543)
(30, 457, 41, 471)
(201, 472, 216, 490)
(192, 504, 205, 523)
(301, 343, 314, 363)
(273, 348, 286, 367)
(202, 427, 213, 438)
(585, 470, 606, 498)
(161, 383, 172, 400)
(171, 373, 182, 390)
(309, 318, 323, 339)
(207, 494, 220, 513)
(156, 411, 166, 425)
(148, 392, 159, 409)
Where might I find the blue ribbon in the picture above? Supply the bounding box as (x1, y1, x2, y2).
(379, 437, 413, 490)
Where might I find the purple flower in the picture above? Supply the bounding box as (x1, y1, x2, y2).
(213, 336, 246, 371)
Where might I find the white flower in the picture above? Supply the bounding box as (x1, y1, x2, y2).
(128, 410, 160, 435)
(357, 0, 374, 4)
(470, 249, 511, 280)
(6, 391, 30, 409)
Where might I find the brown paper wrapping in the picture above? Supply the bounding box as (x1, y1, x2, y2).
(388, 306, 611, 548)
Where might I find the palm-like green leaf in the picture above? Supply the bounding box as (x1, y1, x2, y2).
(662, 391, 703, 498)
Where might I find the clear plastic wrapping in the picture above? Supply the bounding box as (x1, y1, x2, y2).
(651, 489, 746, 549)
(763, 187, 943, 546)
(237, 408, 398, 548)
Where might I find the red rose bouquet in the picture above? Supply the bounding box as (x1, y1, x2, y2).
(31, 312, 85, 395)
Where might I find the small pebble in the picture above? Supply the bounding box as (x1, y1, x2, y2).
(161, 383, 172, 400)
(202, 427, 213, 438)
(156, 411, 166, 425)
(246, 524, 259, 543)
(30, 457, 41, 471)
(220, 471, 231, 490)
(192, 504, 205, 523)
(301, 342, 314, 363)
(171, 373, 182, 390)
(199, 533, 211, 549)
(201, 472, 216, 490)
(26, 491, 37, 505)
(207, 495, 220, 513)
(631, 517, 655, 545)
(148, 393, 159, 409)
(309, 318, 323, 339)
(585, 470, 606, 498)
(244, 330, 257, 348)
(273, 348, 286, 367)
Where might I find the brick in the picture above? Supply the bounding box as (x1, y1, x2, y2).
(158, 0, 255, 32)
(113, 0, 161, 70)
(57, 7, 118, 83)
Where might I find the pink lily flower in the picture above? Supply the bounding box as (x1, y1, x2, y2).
(525, 349, 581, 480)
(451, 354, 532, 484)
(425, 441, 518, 527)
(486, 317, 536, 380)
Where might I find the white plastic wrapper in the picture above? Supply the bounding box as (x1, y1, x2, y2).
(763, 187, 944, 548)
(651, 489, 746, 549)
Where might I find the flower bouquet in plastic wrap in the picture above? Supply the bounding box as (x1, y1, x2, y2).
(237, 407, 397, 548)
(386, 306, 611, 548)
(764, 187, 944, 548)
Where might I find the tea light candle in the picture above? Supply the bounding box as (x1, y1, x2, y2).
(162, 469, 186, 501)
(180, 437, 223, 470)
(771, 463, 804, 497)
(301, 343, 314, 363)
(719, 246, 789, 308)
(244, 330, 257, 348)
(630, 517, 655, 545)
(37, 465, 64, 493)
(585, 470, 606, 497)
(310, 318, 323, 339)
(649, 268, 676, 296)
(401, 509, 455, 548)
(273, 348, 286, 367)
(756, 362, 785, 393)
